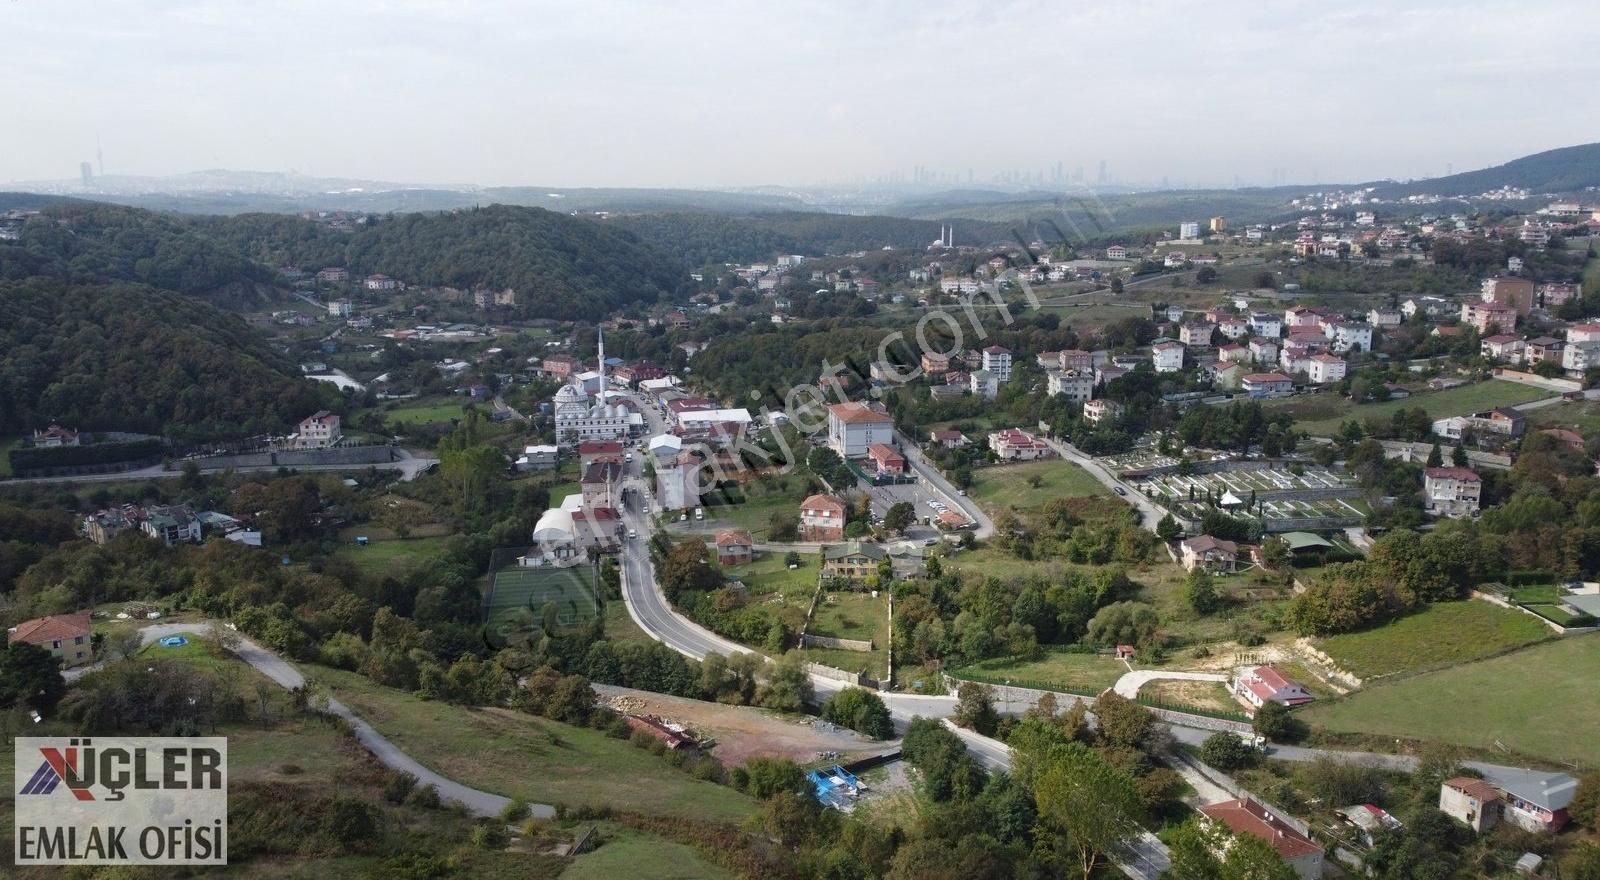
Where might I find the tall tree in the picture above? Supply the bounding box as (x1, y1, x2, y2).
(1034, 743, 1142, 880)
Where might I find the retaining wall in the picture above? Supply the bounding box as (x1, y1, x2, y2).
(805, 662, 875, 688)
(192, 446, 398, 471)
(801, 634, 874, 652)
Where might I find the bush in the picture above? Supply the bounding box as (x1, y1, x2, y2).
(820, 687, 894, 739)
(1252, 701, 1308, 744)
(381, 770, 417, 804)
(1200, 733, 1259, 771)
(499, 798, 531, 823)
(406, 785, 442, 809)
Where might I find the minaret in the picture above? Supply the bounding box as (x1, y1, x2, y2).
(596, 325, 606, 400)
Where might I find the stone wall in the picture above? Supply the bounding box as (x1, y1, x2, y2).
(801, 634, 874, 652)
(805, 662, 874, 688)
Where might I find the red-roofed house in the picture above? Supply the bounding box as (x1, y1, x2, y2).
(1232, 665, 1316, 710)
(1440, 777, 1503, 834)
(800, 494, 847, 541)
(7, 611, 93, 668)
(1199, 798, 1324, 880)
(988, 428, 1052, 461)
(867, 443, 906, 475)
(928, 429, 969, 448)
(578, 440, 624, 469)
(1480, 334, 1525, 362)
(1424, 466, 1481, 517)
(715, 529, 753, 565)
(827, 402, 894, 458)
(1179, 536, 1240, 572)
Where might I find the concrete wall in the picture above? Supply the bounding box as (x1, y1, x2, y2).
(801, 634, 873, 652)
(805, 662, 874, 688)
(193, 446, 397, 471)
(1380, 440, 1511, 471)
(1493, 369, 1581, 393)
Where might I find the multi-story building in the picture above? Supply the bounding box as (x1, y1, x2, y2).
(1179, 322, 1215, 347)
(1198, 799, 1324, 880)
(1248, 338, 1279, 365)
(799, 494, 847, 541)
(141, 505, 202, 546)
(1461, 300, 1517, 334)
(1424, 466, 1481, 517)
(1480, 335, 1525, 362)
(1248, 313, 1282, 338)
(1308, 354, 1347, 384)
(1242, 372, 1295, 397)
(1325, 320, 1373, 353)
(1046, 370, 1094, 403)
(1083, 399, 1123, 424)
(988, 428, 1052, 461)
(293, 411, 342, 449)
(1481, 275, 1537, 315)
(980, 345, 1012, 381)
(1367, 308, 1403, 328)
(1151, 341, 1185, 373)
(920, 351, 950, 375)
(6, 612, 93, 668)
(969, 370, 999, 401)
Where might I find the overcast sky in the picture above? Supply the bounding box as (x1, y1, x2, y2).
(3, 0, 1598, 189)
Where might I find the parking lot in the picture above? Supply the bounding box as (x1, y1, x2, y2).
(865, 477, 964, 540)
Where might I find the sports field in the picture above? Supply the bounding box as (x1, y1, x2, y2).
(484, 563, 600, 630)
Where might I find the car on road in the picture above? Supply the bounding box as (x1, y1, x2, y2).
(627, 530, 638, 540)
(1114, 486, 1127, 496)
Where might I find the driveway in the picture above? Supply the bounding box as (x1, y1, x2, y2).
(1112, 670, 1228, 699)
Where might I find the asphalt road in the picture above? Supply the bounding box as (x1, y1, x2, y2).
(1044, 437, 1163, 530)
(70, 621, 548, 820)
(893, 432, 995, 539)
(3, 447, 438, 485)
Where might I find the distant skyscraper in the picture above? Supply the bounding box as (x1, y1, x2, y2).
(79, 162, 94, 187)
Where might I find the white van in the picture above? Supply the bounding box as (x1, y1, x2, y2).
(694, 508, 704, 521)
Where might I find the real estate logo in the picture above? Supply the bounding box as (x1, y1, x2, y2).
(14, 736, 227, 865)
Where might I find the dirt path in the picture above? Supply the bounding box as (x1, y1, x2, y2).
(593, 684, 896, 766)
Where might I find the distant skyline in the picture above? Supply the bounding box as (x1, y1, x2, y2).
(4, 1, 1599, 190)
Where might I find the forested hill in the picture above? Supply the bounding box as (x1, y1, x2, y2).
(208, 205, 690, 319)
(0, 279, 334, 440)
(0, 199, 692, 319)
(1372, 142, 1600, 198)
(0, 201, 277, 309)
(609, 211, 1020, 267)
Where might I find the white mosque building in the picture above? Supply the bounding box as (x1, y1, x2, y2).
(553, 328, 642, 446)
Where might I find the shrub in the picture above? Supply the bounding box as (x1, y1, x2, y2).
(1200, 733, 1259, 771)
(381, 770, 417, 804)
(499, 798, 531, 823)
(406, 785, 442, 809)
(1252, 701, 1308, 744)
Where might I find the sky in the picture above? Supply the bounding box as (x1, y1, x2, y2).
(3, 0, 1599, 190)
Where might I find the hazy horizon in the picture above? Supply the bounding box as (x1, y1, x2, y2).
(5, 1, 1599, 190)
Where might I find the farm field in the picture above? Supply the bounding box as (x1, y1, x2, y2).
(334, 534, 454, 578)
(308, 666, 759, 822)
(967, 458, 1109, 513)
(1316, 600, 1551, 680)
(1302, 636, 1600, 767)
(1267, 380, 1553, 437)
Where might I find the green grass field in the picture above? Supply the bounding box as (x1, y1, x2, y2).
(308, 666, 759, 822)
(564, 824, 734, 880)
(1317, 600, 1551, 680)
(968, 459, 1109, 511)
(1303, 636, 1600, 766)
(697, 477, 812, 538)
(1524, 399, 1600, 434)
(809, 592, 887, 644)
(1268, 380, 1554, 437)
(954, 648, 1127, 696)
(723, 553, 818, 603)
(485, 564, 601, 629)
(383, 398, 473, 426)
(334, 535, 453, 578)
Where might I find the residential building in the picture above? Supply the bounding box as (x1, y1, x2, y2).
(928, 429, 968, 448)
(920, 351, 951, 374)
(866, 443, 906, 475)
(988, 428, 1052, 461)
(1179, 220, 1201, 239)
(1567, 323, 1600, 344)
(1325, 320, 1374, 353)
(1424, 467, 1482, 517)
(1209, 216, 1227, 233)
(1308, 354, 1347, 384)
(364, 273, 399, 291)
(1480, 334, 1525, 362)
(1525, 336, 1564, 366)
(826, 402, 894, 459)
(800, 494, 847, 542)
(142, 505, 201, 546)
(1242, 372, 1295, 397)
(1440, 778, 1503, 834)
(291, 410, 342, 449)
(1096, 365, 1129, 386)
(515, 444, 559, 472)
(83, 508, 134, 545)
(1179, 536, 1239, 572)
(1539, 282, 1581, 308)
(1046, 370, 1094, 403)
(541, 353, 579, 379)
(1083, 399, 1123, 424)
(1216, 317, 1250, 340)
(1180, 322, 1215, 347)
(649, 435, 699, 511)
(1212, 362, 1246, 390)
(327, 299, 353, 318)
(1105, 244, 1128, 260)
(1248, 338, 1279, 365)
(1058, 349, 1094, 371)
(1248, 313, 1282, 338)
(315, 267, 349, 283)
(1563, 341, 1600, 372)
(1367, 308, 1403, 328)
(715, 530, 753, 566)
(1461, 300, 1516, 334)
(1498, 772, 1577, 833)
(7, 612, 93, 668)
(1164, 251, 1189, 268)
(822, 541, 887, 582)
(578, 440, 624, 470)
(580, 461, 623, 513)
(1482, 275, 1537, 315)
(31, 424, 80, 447)
(1198, 799, 1324, 880)
(1284, 306, 1330, 329)
(1232, 665, 1316, 709)
(969, 369, 999, 400)
(1218, 343, 1250, 364)
(981, 345, 1013, 381)
(1151, 341, 1185, 373)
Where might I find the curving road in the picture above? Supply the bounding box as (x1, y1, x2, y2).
(1045, 437, 1164, 531)
(894, 432, 995, 539)
(69, 621, 548, 820)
